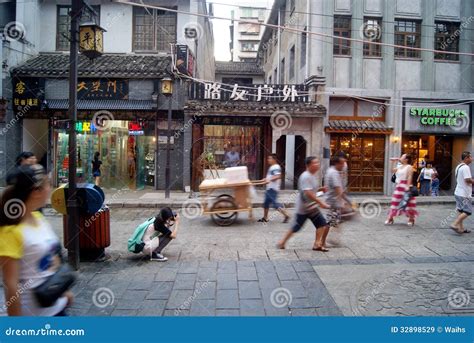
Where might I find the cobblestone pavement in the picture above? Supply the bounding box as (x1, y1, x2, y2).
(4, 205, 472, 316)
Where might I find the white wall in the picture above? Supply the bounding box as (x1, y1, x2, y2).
(435, 63, 461, 92)
(395, 60, 421, 90)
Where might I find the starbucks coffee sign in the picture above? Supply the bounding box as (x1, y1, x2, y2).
(404, 102, 471, 134)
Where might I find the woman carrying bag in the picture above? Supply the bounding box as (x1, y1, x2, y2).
(385, 154, 419, 227)
(0, 164, 75, 316)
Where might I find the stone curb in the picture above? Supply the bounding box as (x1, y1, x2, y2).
(44, 199, 459, 209)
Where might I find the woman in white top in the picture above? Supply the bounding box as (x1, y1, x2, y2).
(0, 164, 73, 316)
(385, 154, 419, 226)
(417, 163, 434, 196)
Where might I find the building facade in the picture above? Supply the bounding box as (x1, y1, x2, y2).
(230, 3, 270, 62)
(2, 0, 215, 190)
(258, 0, 474, 194)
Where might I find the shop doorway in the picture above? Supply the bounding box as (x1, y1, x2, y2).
(276, 135, 307, 189)
(330, 134, 385, 193)
(54, 120, 155, 190)
(402, 135, 453, 190)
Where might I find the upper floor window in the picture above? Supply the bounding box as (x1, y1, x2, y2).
(241, 42, 258, 52)
(133, 7, 177, 52)
(362, 18, 382, 57)
(333, 16, 351, 56)
(434, 22, 460, 61)
(394, 19, 421, 58)
(57, 5, 100, 51)
(300, 27, 307, 67)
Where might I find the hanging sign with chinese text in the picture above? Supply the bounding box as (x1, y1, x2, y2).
(12, 77, 44, 113)
(188, 82, 309, 102)
(77, 79, 128, 100)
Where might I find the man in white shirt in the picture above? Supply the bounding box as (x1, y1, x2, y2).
(450, 151, 473, 234)
(258, 154, 290, 223)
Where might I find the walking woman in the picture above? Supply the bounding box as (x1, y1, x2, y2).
(92, 152, 102, 186)
(0, 164, 73, 315)
(385, 154, 418, 226)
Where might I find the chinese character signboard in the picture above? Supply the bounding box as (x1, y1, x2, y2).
(77, 79, 128, 100)
(128, 122, 144, 136)
(189, 82, 309, 102)
(12, 77, 44, 113)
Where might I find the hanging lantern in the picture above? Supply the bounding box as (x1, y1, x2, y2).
(161, 77, 173, 96)
(79, 21, 106, 60)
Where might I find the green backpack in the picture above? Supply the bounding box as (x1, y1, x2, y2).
(127, 217, 155, 253)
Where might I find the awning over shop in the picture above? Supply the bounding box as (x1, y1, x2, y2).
(325, 120, 393, 134)
(47, 99, 155, 110)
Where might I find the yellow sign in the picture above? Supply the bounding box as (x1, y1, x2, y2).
(51, 185, 67, 215)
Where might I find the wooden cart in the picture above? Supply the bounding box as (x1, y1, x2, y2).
(199, 180, 265, 226)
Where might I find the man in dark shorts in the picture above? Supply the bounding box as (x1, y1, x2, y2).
(277, 156, 331, 251)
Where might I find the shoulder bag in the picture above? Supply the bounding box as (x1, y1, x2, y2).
(33, 247, 76, 308)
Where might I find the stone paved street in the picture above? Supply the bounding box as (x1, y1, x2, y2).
(5, 204, 472, 317)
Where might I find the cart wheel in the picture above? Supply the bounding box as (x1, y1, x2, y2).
(217, 194, 233, 200)
(211, 198, 238, 226)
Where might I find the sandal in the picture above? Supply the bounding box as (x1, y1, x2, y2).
(283, 216, 290, 224)
(450, 226, 461, 233)
(312, 246, 329, 252)
(384, 218, 394, 225)
(257, 218, 268, 223)
(276, 243, 285, 250)
(407, 221, 415, 227)
(461, 229, 471, 234)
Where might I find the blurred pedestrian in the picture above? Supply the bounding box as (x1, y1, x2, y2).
(385, 154, 418, 226)
(450, 151, 473, 234)
(258, 154, 290, 223)
(431, 172, 440, 196)
(324, 156, 346, 228)
(0, 164, 74, 316)
(277, 156, 331, 252)
(91, 152, 102, 186)
(417, 162, 434, 196)
(5, 151, 37, 185)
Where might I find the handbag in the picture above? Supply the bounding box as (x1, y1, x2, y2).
(391, 173, 396, 183)
(33, 251, 77, 308)
(409, 186, 419, 197)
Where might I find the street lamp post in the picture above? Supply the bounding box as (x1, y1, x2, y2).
(161, 77, 173, 199)
(67, 0, 104, 270)
(66, 0, 82, 270)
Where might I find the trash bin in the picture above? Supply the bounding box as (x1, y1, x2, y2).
(52, 183, 110, 261)
(63, 206, 110, 261)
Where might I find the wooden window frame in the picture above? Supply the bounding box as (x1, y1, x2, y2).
(394, 19, 421, 59)
(132, 7, 177, 53)
(363, 17, 382, 57)
(434, 21, 460, 61)
(333, 16, 351, 56)
(56, 5, 100, 52)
